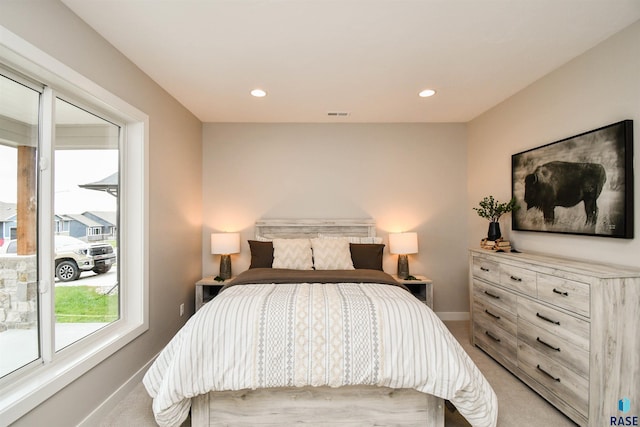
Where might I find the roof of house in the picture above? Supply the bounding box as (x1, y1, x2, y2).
(79, 172, 118, 197)
(84, 211, 117, 226)
(61, 214, 104, 228)
(0, 202, 17, 222)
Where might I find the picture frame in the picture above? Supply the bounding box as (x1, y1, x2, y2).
(512, 120, 633, 238)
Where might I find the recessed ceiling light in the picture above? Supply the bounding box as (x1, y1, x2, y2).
(418, 89, 436, 98)
(251, 89, 267, 98)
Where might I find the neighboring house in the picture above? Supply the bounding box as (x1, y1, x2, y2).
(61, 214, 97, 240)
(60, 212, 116, 242)
(0, 201, 17, 244)
(82, 211, 117, 240)
(2, 210, 72, 242)
(54, 214, 70, 236)
(0, 207, 116, 243)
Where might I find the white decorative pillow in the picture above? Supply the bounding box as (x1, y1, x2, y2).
(317, 234, 383, 244)
(272, 238, 314, 270)
(311, 238, 355, 270)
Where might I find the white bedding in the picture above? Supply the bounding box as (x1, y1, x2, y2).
(143, 282, 498, 427)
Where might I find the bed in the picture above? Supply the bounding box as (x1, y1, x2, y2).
(143, 219, 497, 427)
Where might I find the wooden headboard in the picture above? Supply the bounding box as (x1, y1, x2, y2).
(255, 219, 376, 240)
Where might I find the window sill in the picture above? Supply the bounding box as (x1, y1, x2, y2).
(0, 319, 147, 425)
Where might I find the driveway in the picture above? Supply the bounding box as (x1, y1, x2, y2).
(56, 266, 118, 289)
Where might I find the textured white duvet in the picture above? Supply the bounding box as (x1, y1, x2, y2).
(143, 282, 498, 427)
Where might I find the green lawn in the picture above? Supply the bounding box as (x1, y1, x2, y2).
(55, 286, 119, 323)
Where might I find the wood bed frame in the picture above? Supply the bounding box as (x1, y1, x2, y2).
(190, 219, 445, 426)
(192, 386, 444, 426)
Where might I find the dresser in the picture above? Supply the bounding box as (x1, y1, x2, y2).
(469, 249, 640, 426)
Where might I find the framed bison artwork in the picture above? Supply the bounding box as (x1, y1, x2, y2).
(512, 120, 633, 238)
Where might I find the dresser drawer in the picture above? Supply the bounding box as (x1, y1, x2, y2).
(473, 321, 517, 367)
(500, 263, 537, 297)
(517, 299, 590, 353)
(518, 341, 589, 417)
(473, 295, 517, 336)
(473, 279, 517, 314)
(518, 319, 589, 379)
(537, 273, 590, 317)
(472, 257, 500, 283)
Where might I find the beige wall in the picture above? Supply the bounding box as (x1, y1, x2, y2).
(468, 20, 640, 267)
(202, 123, 469, 315)
(1, 1, 202, 425)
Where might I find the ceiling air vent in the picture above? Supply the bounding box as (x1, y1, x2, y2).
(327, 111, 350, 117)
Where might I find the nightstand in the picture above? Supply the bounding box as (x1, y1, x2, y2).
(195, 276, 234, 312)
(392, 274, 433, 309)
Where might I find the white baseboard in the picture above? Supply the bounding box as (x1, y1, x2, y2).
(436, 311, 469, 321)
(78, 355, 157, 427)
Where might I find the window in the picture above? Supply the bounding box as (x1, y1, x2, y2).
(0, 26, 148, 425)
(0, 73, 40, 377)
(53, 97, 121, 349)
(87, 227, 104, 236)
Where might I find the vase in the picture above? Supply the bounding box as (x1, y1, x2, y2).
(487, 221, 501, 241)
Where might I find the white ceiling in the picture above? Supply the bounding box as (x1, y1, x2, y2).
(61, 0, 640, 123)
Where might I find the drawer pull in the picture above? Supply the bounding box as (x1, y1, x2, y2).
(510, 275, 522, 282)
(536, 312, 560, 325)
(485, 331, 501, 342)
(536, 364, 561, 382)
(484, 309, 501, 320)
(483, 290, 501, 299)
(480, 267, 490, 272)
(536, 337, 561, 352)
(552, 288, 569, 297)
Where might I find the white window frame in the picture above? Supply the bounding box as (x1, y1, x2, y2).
(0, 25, 149, 425)
(88, 226, 102, 236)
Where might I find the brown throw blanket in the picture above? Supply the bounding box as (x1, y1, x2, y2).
(221, 268, 409, 292)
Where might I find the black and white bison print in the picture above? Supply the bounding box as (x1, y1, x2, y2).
(524, 161, 607, 225)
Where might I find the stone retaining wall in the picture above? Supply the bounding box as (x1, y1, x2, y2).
(0, 255, 37, 332)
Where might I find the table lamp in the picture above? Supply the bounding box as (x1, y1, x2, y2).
(211, 232, 240, 280)
(389, 232, 418, 279)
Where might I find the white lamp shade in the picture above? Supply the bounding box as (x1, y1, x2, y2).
(211, 232, 240, 255)
(388, 232, 418, 255)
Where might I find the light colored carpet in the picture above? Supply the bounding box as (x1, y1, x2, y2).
(99, 321, 577, 426)
(442, 321, 576, 427)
